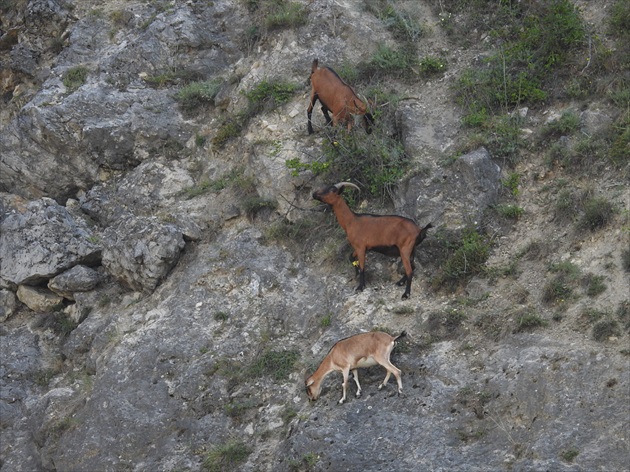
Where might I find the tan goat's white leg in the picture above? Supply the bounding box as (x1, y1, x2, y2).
(351, 369, 362, 397)
(339, 368, 350, 404)
(378, 369, 392, 390)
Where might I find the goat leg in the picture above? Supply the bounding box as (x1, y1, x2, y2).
(351, 369, 362, 398)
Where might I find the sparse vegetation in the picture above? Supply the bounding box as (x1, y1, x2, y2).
(496, 204, 524, 220)
(365, 0, 424, 43)
(593, 319, 621, 341)
(560, 447, 580, 463)
(213, 79, 298, 148)
(63, 66, 89, 92)
(433, 230, 491, 289)
(176, 79, 223, 111)
(578, 196, 615, 231)
(249, 349, 299, 381)
(202, 440, 251, 472)
(287, 120, 409, 201)
(514, 312, 548, 333)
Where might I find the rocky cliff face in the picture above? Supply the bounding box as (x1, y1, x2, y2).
(1, 0, 628, 471)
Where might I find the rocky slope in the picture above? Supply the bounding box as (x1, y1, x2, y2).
(1, 0, 628, 471)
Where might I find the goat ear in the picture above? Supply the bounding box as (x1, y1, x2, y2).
(306, 379, 314, 387)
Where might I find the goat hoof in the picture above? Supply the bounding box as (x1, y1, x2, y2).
(401, 293, 410, 300)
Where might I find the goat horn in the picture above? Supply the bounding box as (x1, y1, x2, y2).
(334, 182, 360, 192)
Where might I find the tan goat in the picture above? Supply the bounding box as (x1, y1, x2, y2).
(305, 331, 406, 404)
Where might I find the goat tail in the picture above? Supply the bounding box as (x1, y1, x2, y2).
(414, 222, 433, 247)
(395, 331, 407, 342)
(312, 58, 319, 74)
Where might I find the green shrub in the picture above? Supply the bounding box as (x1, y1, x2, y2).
(560, 447, 580, 463)
(514, 313, 548, 332)
(496, 204, 524, 220)
(212, 79, 298, 148)
(453, 0, 584, 116)
(592, 319, 621, 342)
(435, 230, 491, 288)
(202, 440, 251, 472)
(175, 79, 222, 111)
(242, 196, 277, 220)
(358, 43, 419, 80)
(365, 0, 424, 43)
(582, 273, 607, 297)
(63, 66, 89, 92)
(578, 196, 615, 230)
(212, 119, 244, 148)
(244, 79, 298, 111)
(264, 1, 307, 30)
(618, 300, 630, 331)
(542, 261, 580, 306)
(419, 56, 447, 76)
(502, 172, 521, 196)
(540, 111, 580, 139)
(249, 349, 299, 381)
(287, 126, 409, 201)
(622, 249, 630, 273)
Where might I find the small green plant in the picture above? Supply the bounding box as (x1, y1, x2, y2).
(249, 349, 299, 381)
(623, 249, 630, 273)
(560, 447, 580, 463)
(202, 440, 251, 472)
(359, 43, 419, 80)
(496, 204, 524, 220)
(212, 119, 243, 148)
(419, 55, 447, 76)
(63, 66, 89, 92)
(392, 305, 415, 316)
(242, 196, 277, 220)
(289, 129, 408, 201)
(514, 313, 547, 332)
(502, 172, 521, 196)
(618, 300, 630, 331)
(592, 319, 621, 342)
(434, 230, 491, 288)
(224, 399, 256, 420)
(212, 79, 298, 148)
(582, 273, 607, 297)
(244, 79, 298, 112)
(365, 0, 424, 43)
(540, 111, 580, 139)
(214, 312, 229, 322)
(260, 0, 307, 30)
(578, 196, 615, 231)
(320, 313, 332, 327)
(176, 79, 223, 111)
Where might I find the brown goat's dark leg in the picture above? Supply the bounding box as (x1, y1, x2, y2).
(357, 269, 366, 291)
(356, 250, 366, 291)
(400, 251, 414, 299)
(308, 93, 318, 134)
(321, 106, 332, 126)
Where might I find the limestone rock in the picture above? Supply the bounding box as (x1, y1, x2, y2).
(0, 289, 18, 321)
(101, 216, 186, 292)
(48, 265, 102, 300)
(0, 197, 101, 285)
(16, 285, 64, 312)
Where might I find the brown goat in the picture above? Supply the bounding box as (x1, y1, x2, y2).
(306, 331, 406, 404)
(307, 59, 374, 134)
(313, 182, 432, 299)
